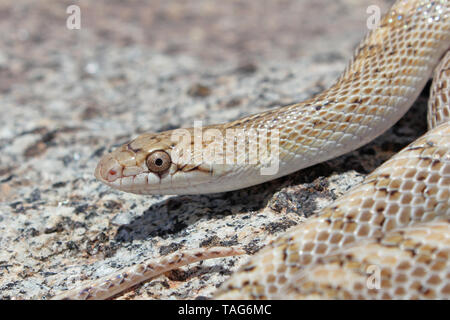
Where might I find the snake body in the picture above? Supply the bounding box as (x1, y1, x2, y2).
(57, 0, 449, 299)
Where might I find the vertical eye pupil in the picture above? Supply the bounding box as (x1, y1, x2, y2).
(155, 158, 163, 166)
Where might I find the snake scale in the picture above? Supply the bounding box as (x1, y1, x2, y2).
(55, 0, 450, 299)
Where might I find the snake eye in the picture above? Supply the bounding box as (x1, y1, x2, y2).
(146, 150, 171, 173)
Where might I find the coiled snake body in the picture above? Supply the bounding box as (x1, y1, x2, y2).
(56, 0, 450, 299)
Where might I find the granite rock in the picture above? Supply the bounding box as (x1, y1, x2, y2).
(0, 0, 429, 300)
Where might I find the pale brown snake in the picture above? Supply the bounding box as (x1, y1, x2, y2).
(55, 0, 450, 299)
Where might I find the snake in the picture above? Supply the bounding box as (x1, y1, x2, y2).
(54, 0, 450, 299)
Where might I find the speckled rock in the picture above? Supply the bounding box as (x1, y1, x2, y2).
(0, 0, 430, 300)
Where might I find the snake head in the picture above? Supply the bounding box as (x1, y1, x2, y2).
(94, 129, 237, 195)
(95, 119, 284, 194)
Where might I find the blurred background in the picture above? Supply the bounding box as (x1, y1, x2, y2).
(0, 0, 391, 88)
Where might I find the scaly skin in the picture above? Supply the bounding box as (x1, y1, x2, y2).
(94, 0, 449, 196)
(216, 120, 450, 299)
(56, 0, 449, 299)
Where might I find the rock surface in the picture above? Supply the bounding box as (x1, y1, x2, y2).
(0, 0, 431, 300)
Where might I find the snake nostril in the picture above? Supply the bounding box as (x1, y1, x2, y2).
(106, 165, 122, 182)
(94, 154, 123, 183)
